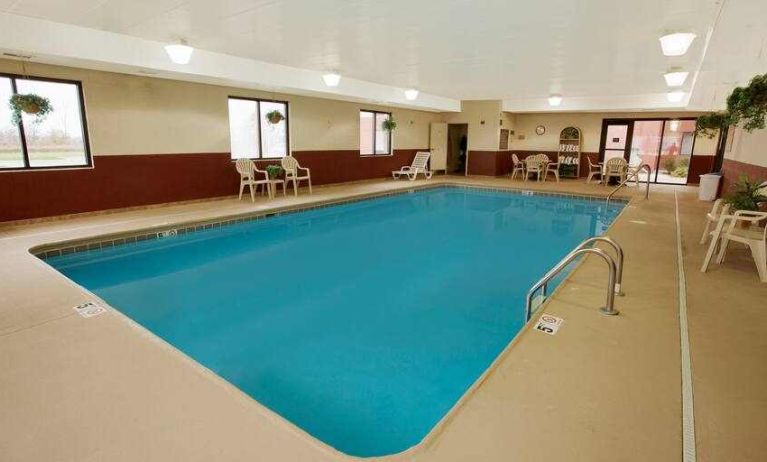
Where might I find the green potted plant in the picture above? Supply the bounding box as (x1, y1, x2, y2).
(9, 93, 53, 125)
(265, 110, 285, 125)
(725, 175, 767, 226)
(382, 118, 397, 132)
(695, 73, 767, 138)
(265, 164, 283, 179)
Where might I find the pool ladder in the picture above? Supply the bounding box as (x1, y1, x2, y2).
(606, 164, 652, 204)
(524, 236, 624, 322)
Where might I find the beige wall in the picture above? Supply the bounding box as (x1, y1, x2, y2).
(725, 127, 767, 167)
(509, 111, 715, 155)
(442, 100, 503, 151)
(0, 59, 440, 156)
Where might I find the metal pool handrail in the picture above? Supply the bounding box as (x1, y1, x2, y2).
(524, 245, 619, 322)
(579, 236, 625, 295)
(607, 164, 651, 204)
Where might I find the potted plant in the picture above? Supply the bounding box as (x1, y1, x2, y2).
(725, 175, 767, 227)
(265, 110, 285, 125)
(382, 118, 397, 132)
(696, 73, 767, 138)
(265, 165, 283, 179)
(9, 93, 52, 125)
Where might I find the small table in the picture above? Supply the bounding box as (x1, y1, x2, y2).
(267, 179, 286, 197)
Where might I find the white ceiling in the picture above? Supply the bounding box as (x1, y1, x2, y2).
(0, 0, 764, 112)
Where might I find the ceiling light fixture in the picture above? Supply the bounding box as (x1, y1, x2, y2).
(404, 89, 419, 100)
(164, 40, 194, 64)
(659, 32, 697, 56)
(322, 73, 341, 87)
(548, 94, 562, 107)
(664, 69, 689, 87)
(667, 91, 686, 103)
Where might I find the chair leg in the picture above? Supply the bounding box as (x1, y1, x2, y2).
(249, 184, 255, 203)
(293, 179, 298, 196)
(716, 237, 731, 264)
(699, 220, 712, 245)
(238, 182, 244, 200)
(749, 242, 767, 282)
(308, 178, 313, 194)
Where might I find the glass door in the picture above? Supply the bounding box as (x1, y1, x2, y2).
(601, 122, 631, 162)
(657, 119, 696, 184)
(628, 120, 663, 183)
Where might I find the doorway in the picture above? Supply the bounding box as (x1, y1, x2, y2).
(447, 124, 468, 176)
(599, 118, 697, 185)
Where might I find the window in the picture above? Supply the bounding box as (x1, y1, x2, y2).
(360, 110, 391, 155)
(228, 97, 288, 159)
(0, 74, 91, 170)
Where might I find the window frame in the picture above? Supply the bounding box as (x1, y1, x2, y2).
(0, 72, 92, 172)
(360, 109, 392, 156)
(227, 96, 290, 160)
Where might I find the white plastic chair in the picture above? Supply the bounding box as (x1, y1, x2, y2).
(235, 158, 272, 202)
(281, 156, 312, 196)
(603, 157, 628, 185)
(586, 157, 602, 184)
(626, 164, 643, 186)
(701, 211, 767, 282)
(392, 151, 433, 181)
(511, 153, 525, 180)
(524, 155, 545, 182)
(544, 156, 560, 182)
(699, 199, 731, 245)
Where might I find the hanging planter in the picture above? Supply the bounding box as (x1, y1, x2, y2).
(695, 73, 767, 138)
(382, 118, 397, 132)
(9, 94, 52, 125)
(265, 110, 285, 125)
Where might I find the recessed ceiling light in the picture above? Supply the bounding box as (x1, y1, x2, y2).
(404, 89, 419, 100)
(667, 91, 685, 103)
(322, 73, 341, 87)
(659, 33, 696, 56)
(548, 94, 562, 106)
(664, 69, 689, 87)
(164, 41, 194, 64)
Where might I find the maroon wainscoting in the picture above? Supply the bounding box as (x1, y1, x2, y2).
(688, 155, 715, 184)
(466, 151, 502, 176)
(0, 149, 428, 222)
(721, 158, 767, 196)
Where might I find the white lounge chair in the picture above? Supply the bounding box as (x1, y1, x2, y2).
(544, 156, 560, 182)
(586, 157, 602, 184)
(281, 156, 312, 196)
(524, 154, 546, 182)
(699, 199, 730, 245)
(603, 157, 628, 185)
(392, 152, 433, 180)
(235, 158, 272, 202)
(511, 153, 525, 180)
(701, 210, 767, 282)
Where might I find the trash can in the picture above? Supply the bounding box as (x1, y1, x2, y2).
(698, 173, 721, 201)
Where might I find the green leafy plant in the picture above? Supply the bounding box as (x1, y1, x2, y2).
(560, 126, 580, 139)
(265, 164, 283, 179)
(265, 110, 285, 125)
(671, 166, 689, 178)
(9, 94, 52, 125)
(663, 157, 677, 173)
(382, 118, 397, 132)
(695, 73, 767, 138)
(725, 175, 767, 212)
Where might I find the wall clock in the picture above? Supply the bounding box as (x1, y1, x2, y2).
(535, 125, 546, 135)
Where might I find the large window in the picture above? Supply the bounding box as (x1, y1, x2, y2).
(228, 97, 288, 159)
(360, 110, 391, 155)
(0, 74, 91, 170)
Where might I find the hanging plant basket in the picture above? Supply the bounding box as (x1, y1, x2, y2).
(265, 110, 285, 125)
(695, 73, 767, 138)
(382, 118, 397, 132)
(9, 94, 52, 125)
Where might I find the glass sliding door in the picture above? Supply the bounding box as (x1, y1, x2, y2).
(628, 120, 663, 183)
(657, 119, 695, 184)
(602, 122, 630, 162)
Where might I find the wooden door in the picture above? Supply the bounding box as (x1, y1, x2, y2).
(430, 122, 448, 172)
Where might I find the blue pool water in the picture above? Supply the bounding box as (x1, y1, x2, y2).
(47, 187, 623, 456)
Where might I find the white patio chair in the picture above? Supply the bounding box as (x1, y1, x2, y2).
(603, 157, 628, 185)
(511, 153, 525, 180)
(586, 157, 602, 184)
(701, 211, 767, 282)
(699, 199, 730, 245)
(392, 151, 433, 181)
(281, 156, 312, 196)
(524, 154, 545, 182)
(235, 158, 272, 202)
(544, 156, 560, 182)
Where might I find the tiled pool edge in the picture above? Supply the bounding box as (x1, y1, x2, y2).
(31, 183, 629, 260)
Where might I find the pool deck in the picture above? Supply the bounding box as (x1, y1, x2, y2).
(0, 176, 764, 462)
